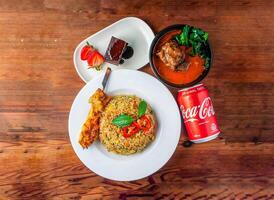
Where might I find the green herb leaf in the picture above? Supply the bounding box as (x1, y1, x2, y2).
(182, 25, 190, 46)
(174, 35, 181, 45)
(204, 57, 210, 69)
(202, 32, 208, 41)
(112, 114, 133, 127)
(194, 42, 202, 55)
(175, 25, 190, 46)
(174, 25, 210, 69)
(191, 28, 208, 43)
(138, 100, 147, 118)
(190, 32, 201, 43)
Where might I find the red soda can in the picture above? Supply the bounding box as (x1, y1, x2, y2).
(177, 84, 220, 143)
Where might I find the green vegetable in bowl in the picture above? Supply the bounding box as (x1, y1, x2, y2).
(191, 28, 208, 43)
(175, 25, 211, 69)
(175, 25, 190, 46)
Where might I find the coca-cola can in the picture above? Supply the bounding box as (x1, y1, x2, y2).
(177, 84, 220, 143)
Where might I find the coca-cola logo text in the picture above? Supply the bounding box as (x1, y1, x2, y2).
(180, 97, 215, 123)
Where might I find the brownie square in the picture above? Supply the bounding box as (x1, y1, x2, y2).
(104, 36, 128, 65)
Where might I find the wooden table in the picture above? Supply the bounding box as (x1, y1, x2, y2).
(0, 0, 273, 199)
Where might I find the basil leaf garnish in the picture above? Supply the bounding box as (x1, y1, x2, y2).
(138, 100, 147, 118)
(112, 114, 133, 127)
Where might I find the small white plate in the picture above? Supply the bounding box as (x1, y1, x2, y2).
(68, 69, 181, 181)
(73, 17, 155, 83)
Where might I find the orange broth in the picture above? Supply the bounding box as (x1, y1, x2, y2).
(153, 30, 205, 85)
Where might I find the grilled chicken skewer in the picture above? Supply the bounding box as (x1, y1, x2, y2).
(79, 68, 112, 148)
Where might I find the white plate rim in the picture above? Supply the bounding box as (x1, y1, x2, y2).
(68, 69, 181, 181)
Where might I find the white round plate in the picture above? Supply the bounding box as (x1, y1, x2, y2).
(68, 69, 181, 181)
(73, 17, 155, 83)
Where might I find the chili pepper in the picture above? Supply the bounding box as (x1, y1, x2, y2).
(137, 115, 152, 132)
(122, 123, 140, 138)
(133, 121, 141, 129)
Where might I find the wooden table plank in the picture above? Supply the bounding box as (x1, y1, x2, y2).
(0, 0, 273, 199)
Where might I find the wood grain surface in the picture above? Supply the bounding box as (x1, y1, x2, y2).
(0, 0, 273, 199)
